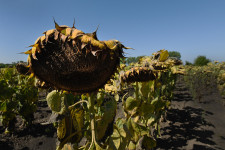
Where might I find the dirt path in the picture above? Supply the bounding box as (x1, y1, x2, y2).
(155, 76, 225, 150)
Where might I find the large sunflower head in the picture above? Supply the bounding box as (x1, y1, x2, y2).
(17, 20, 131, 93)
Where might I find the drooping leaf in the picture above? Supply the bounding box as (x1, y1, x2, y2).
(96, 98, 116, 140)
(71, 108, 84, 140)
(57, 118, 67, 139)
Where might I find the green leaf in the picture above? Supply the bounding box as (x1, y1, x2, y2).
(128, 141, 136, 150)
(108, 125, 121, 150)
(152, 99, 167, 112)
(130, 118, 148, 136)
(95, 143, 104, 150)
(142, 135, 156, 149)
(147, 115, 156, 125)
(139, 102, 154, 118)
(96, 98, 117, 140)
(0, 101, 7, 112)
(139, 82, 150, 99)
(125, 97, 139, 111)
(108, 118, 134, 150)
(96, 92, 104, 106)
(159, 50, 169, 62)
(64, 93, 77, 106)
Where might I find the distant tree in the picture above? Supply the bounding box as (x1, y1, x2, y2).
(0, 61, 27, 68)
(0, 63, 6, 68)
(125, 56, 145, 64)
(185, 61, 193, 65)
(168, 51, 181, 59)
(194, 56, 211, 66)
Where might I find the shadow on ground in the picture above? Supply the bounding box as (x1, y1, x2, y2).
(155, 76, 219, 150)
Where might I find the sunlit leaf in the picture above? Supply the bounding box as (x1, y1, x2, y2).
(159, 50, 169, 62)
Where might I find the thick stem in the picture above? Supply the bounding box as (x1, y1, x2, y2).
(135, 82, 139, 100)
(88, 93, 96, 150)
(87, 93, 104, 150)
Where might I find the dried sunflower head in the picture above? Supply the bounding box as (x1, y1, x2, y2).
(18, 20, 131, 93)
(120, 67, 157, 83)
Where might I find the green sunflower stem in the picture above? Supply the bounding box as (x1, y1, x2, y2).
(87, 92, 103, 150)
(135, 82, 139, 100)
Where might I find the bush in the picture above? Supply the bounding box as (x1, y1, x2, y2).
(168, 51, 181, 59)
(185, 61, 192, 65)
(194, 56, 211, 66)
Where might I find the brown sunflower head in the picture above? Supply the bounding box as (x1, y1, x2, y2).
(19, 20, 131, 93)
(120, 67, 157, 84)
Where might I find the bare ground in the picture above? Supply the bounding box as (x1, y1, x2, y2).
(155, 76, 225, 150)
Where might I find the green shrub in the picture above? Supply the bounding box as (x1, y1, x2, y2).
(194, 56, 211, 66)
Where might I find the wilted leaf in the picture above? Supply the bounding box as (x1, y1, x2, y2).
(96, 99, 116, 140)
(57, 118, 66, 139)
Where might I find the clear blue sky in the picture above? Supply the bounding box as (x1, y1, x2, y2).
(1, 0, 225, 63)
